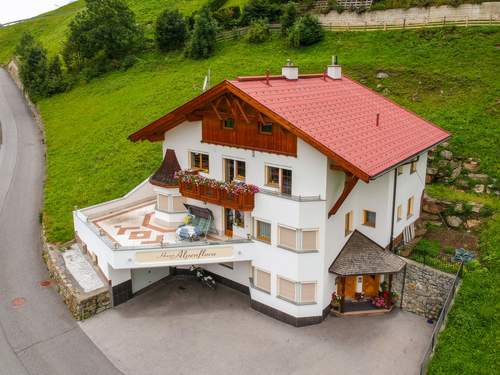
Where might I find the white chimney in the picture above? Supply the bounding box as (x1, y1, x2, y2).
(327, 55, 342, 80)
(282, 59, 298, 80)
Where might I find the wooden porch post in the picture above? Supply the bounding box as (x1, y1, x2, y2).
(340, 276, 346, 313)
(388, 274, 393, 307)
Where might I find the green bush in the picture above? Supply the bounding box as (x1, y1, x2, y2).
(287, 14, 324, 48)
(19, 42, 49, 101)
(155, 9, 187, 52)
(63, 0, 144, 75)
(414, 239, 441, 257)
(247, 19, 271, 43)
(186, 8, 218, 59)
(15, 32, 36, 61)
(213, 6, 241, 30)
(280, 2, 297, 35)
(241, 0, 282, 25)
(46, 55, 69, 96)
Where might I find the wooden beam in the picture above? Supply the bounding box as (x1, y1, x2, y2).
(234, 98, 250, 123)
(340, 277, 346, 313)
(330, 163, 349, 173)
(224, 95, 238, 119)
(210, 102, 222, 120)
(328, 173, 359, 217)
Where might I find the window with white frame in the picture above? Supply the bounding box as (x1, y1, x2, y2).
(224, 158, 246, 182)
(410, 158, 418, 174)
(256, 220, 271, 243)
(277, 276, 317, 304)
(397, 204, 403, 221)
(363, 210, 376, 228)
(278, 225, 318, 251)
(345, 211, 353, 236)
(253, 267, 271, 293)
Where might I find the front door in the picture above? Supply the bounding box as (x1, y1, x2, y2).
(362, 275, 380, 297)
(224, 208, 233, 237)
(344, 276, 357, 299)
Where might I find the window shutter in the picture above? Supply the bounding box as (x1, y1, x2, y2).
(278, 277, 296, 301)
(300, 283, 316, 303)
(302, 230, 317, 251)
(256, 269, 271, 292)
(279, 226, 297, 249)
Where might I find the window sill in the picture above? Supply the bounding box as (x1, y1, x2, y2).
(277, 295, 317, 306)
(277, 245, 319, 254)
(362, 224, 376, 228)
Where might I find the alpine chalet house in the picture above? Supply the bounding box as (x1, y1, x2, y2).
(73, 58, 449, 326)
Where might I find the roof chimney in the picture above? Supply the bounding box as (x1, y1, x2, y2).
(327, 55, 342, 80)
(282, 59, 298, 80)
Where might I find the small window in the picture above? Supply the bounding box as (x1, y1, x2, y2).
(278, 277, 296, 302)
(266, 166, 280, 187)
(259, 122, 273, 134)
(397, 205, 403, 221)
(254, 268, 271, 293)
(407, 196, 414, 218)
(278, 225, 297, 250)
(410, 159, 418, 174)
(299, 282, 316, 304)
(363, 210, 376, 228)
(397, 166, 404, 176)
(302, 230, 318, 251)
(190, 152, 209, 172)
(234, 210, 244, 228)
(345, 211, 353, 236)
(222, 118, 235, 129)
(224, 159, 246, 182)
(256, 220, 271, 243)
(265, 166, 292, 195)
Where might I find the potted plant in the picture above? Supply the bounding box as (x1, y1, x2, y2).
(331, 292, 342, 310)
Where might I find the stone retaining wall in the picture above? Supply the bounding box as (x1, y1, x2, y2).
(319, 2, 500, 26)
(44, 246, 111, 320)
(393, 258, 456, 320)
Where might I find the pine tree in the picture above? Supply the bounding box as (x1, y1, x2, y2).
(47, 56, 68, 95)
(155, 9, 187, 52)
(19, 44, 49, 100)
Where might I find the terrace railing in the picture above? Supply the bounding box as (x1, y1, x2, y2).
(419, 261, 464, 375)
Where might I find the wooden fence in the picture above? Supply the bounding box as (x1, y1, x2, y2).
(419, 261, 464, 375)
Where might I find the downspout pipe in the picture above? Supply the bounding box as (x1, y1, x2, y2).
(389, 168, 398, 253)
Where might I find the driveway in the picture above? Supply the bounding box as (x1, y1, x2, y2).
(80, 277, 433, 375)
(0, 68, 121, 375)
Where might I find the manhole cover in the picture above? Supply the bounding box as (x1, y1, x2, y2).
(39, 280, 52, 287)
(11, 297, 26, 308)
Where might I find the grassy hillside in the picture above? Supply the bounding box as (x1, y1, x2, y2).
(0, 0, 210, 64)
(37, 27, 500, 243)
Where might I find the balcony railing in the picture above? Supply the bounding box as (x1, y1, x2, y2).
(178, 174, 256, 211)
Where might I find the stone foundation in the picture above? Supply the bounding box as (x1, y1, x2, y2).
(393, 258, 456, 320)
(44, 246, 111, 320)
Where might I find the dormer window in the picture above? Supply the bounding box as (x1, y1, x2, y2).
(222, 118, 235, 129)
(259, 122, 273, 135)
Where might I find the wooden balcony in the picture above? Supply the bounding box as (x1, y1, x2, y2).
(178, 179, 255, 211)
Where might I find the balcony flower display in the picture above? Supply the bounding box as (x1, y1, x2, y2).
(175, 170, 259, 196)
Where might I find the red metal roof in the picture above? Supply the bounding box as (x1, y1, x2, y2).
(229, 75, 449, 178)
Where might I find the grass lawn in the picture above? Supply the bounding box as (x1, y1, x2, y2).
(425, 186, 499, 375)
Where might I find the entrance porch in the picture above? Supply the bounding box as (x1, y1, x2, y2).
(329, 231, 406, 316)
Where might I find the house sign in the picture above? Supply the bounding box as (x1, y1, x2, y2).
(135, 246, 234, 264)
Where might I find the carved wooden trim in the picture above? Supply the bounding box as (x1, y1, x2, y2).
(328, 173, 359, 217)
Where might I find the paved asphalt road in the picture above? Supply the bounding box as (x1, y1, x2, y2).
(0, 68, 122, 375)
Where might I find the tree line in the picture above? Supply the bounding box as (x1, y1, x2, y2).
(16, 0, 324, 101)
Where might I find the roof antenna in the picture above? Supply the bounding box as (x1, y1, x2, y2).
(265, 69, 270, 85)
(323, 70, 326, 81)
(202, 67, 211, 92)
(376, 113, 380, 127)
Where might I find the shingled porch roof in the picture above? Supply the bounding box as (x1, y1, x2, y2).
(329, 231, 406, 276)
(149, 149, 181, 188)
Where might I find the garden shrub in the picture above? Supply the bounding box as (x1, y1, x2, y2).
(186, 8, 218, 60)
(213, 6, 241, 30)
(63, 0, 144, 75)
(280, 2, 297, 35)
(247, 19, 271, 43)
(15, 32, 36, 62)
(46, 55, 69, 96)
(155, 9, 187, 52)
(19, 42, 49, 100)
(241, 0, 282, 25)
(287, 14, 324, 48)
